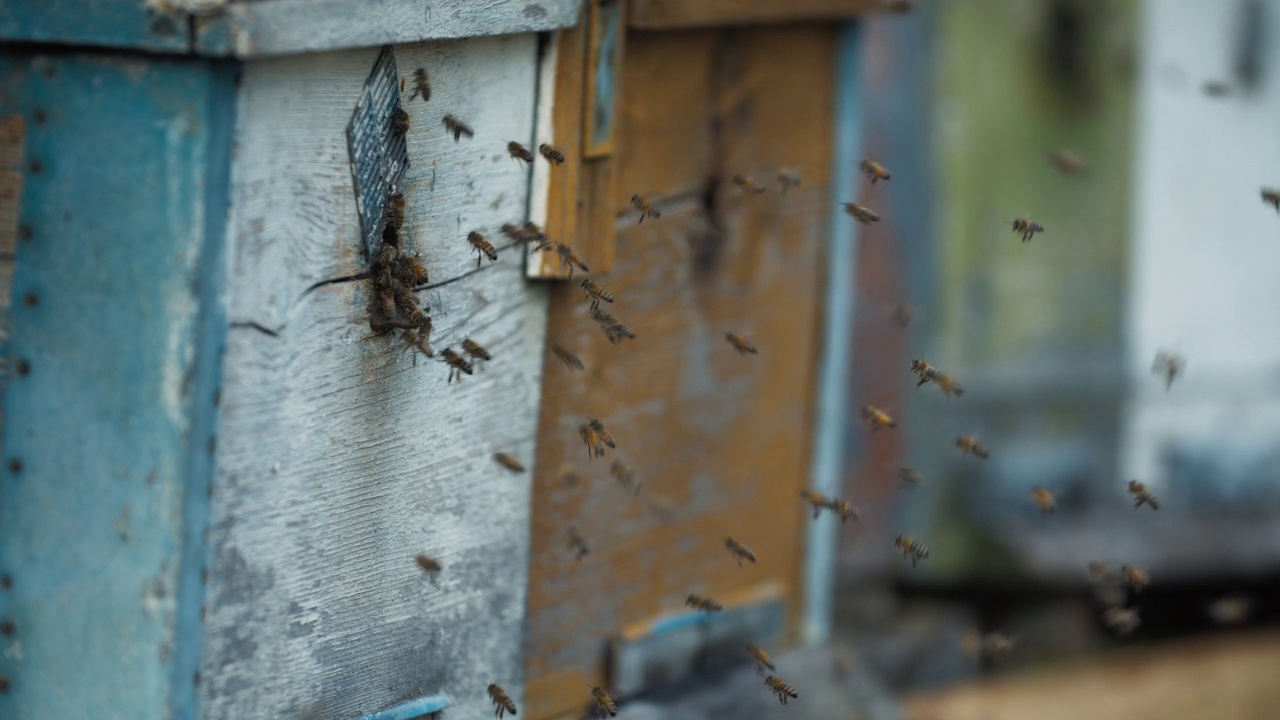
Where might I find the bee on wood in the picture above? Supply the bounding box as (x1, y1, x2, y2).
(1011, 217, 1044, 242)
(799, 489, 829, 519)
(377, 287, 399, 321)
(1206, 594, 1254, 626)
(443, 114, 474, 141)
(777, 167, 802, 194)
(1120, 565, 1148, 593)
(724, 537, 757, 567)
(1048, 148, 1087, 176)
(403, 256, 428, 285)
(507, 141, 535, 166)
(732, 174, 768, 195)
(588, 685, 618, 718)
(408, 68, 431, 102)
(1127, 479, 1159, 510)
(587, 417, 616, 449)
(956, 434, 989, 459)
(468, 231, 498, 266)
(539, 143, 565, 165)
(630, 194, 661, 223)
(374, 239, 401, 272)
(487, 683, 517, 718)
(440, 347, 474, 383)
(494, 452, 525, 473)
(567, 526, 590, 560)
(392, 106, 411, 135)
(1262, 187, 1280, 212)
(860, 159, 891, 184)
(543, 242, 589, 278)
(551, 343, 584, 371)
(746, 643, 775, 673)
(892, 302, 913, 329)
(1151, 351, 1184, 392)
(1032, 487, 1056, 515)
(416, 554, 442, 573)
(403, 326, 435, 358)
(686, 594, 723, 613)
(859, 405, 896, 432)
(581, 278, 614, 309)
(725, 332, 758, 355)
(842, 202, 880, 224)
(610, 459, 641, 495)
(898, 467, 924, 486)
(385, 191, 406, 231)
(1104, 606, 1140, 635)
(579, 423, 606, 459)
(462, 338, 492, 369)
(764, 676, 798, 705)
(894, 535, 929, 567)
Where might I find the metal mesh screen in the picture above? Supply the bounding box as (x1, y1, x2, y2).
(347, 45, 409, 255)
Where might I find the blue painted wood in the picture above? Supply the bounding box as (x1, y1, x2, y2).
(356, 693, 451, 720)
(0, 51, 234, 719)
(0, 0, 191, 53)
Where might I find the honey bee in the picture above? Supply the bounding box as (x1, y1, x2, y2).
(539, 143, 565, 165)
(494, 452, 525, 473)
(579, 423, 605, 459)
(443, 114, 474, 141)
(746, 643, 776, 673)
(610, 459, 641, 495)
(542, 241, 589, 278)
(392, 106, 410, 134)
(1011, 217, 1044, 242)
(1120, 565, 1148, 593)
(440, 347, 474, 383)
(385, 191, 406, 231)
(487, 684, 517, 718)
(588, 685, 618, 718)
(956, 434, 989, 459)
(522, 221, 551, 249)
(602, 322, 637, 345)
(764, 676, 798, 705)
(463, 338, 492, 368)
(725, 332, 758, 355)
(777, 168, 802, 194)
(507, 141, 535, 165)
(1127, 479, 1159, 510)
(630, 194, 661, 223)
(567, 526, 590, 560)
(1048, 148, 1087, 176)
(551, 343, 584, 371)
(468, 231, 498, 266)
(894, 535, 929, 567)
(732, 174, 768, 195)
(859, 405, 897, 432)
(909, 359, 936, 386)
(932, 373, 964, 398)
(724, 536, 757, 566)
(408, 68, 430, 102)
(828, 498, 857, 523)
(799, 489, 828, 519)
(374, 238, 401, 271)
(403, 325, 435, 358)
(1103, 606, 1140, 635)
(581, 278, 614, 309)
(416, 554, 443, 573)
(587, 417, 616, 449)
(1031, 487, 1056, 515)
(898, 467, 924, 486)
(1262, 187, 1280, 212)
(1151, 351, 1184, 392)
(377, 287, 399, 321)
(404, 255, 428, 284)
(860, 159, 891, 184)
(500, 223, 529, 243)
(842, 202, 880, 224)
(686, 594, 723, 613)
(1206, 594, 1254, 626)
(892, 302, 913, 329)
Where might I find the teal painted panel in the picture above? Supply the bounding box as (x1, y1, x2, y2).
(0, 51, 234, 719)
(0, 0, 191, 53)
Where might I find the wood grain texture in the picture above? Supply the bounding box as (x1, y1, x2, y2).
(524, 25, 838, 720)
(628, 0, 883, 30)
(195, 0, 582, 57)
(201, 37, 549, 720)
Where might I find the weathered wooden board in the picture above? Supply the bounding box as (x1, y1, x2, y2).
(628, 0, 884, 30)
(0, 0, 193, 53)
(524, 24, 838, 720)
(200, 37, 550, 720)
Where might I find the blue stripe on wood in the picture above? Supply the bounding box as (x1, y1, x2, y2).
(356, 693, 451, 720)
(0, 0, 191, 53)
(0, 52, 233, 719)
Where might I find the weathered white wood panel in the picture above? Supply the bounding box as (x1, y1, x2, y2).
(200, 37, 549, 720)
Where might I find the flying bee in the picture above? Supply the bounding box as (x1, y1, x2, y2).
(440, 347, 474, 383)
(494, 452, 525, 473)
(746, 643, 775, 673)
(408, 68, 430, 102)
(603, 322, 637, 345)
(933, 373, 964, 398)
(1120, 565, 1148, 593)
(894, 535, 929, 567)
(545, 242, 589, 278)
(764, 676, 798, 705)
(507, 141, 535, 166)
(1048, 148, 1087, 176)
(610, 459, 641, 495)
(467, 231, 498, 266)
(860, 159, 891, 184)
(686, 594, 723, 613)
(1032, 487, 1056, 515)
(1127, 479, 1159, 510)
(551, 343, 584, 371)
(384, 191, 406, 231)
(579, 423, 605, 459)
(1262, 187, 1280, 212)
(522, 221, 550, 248)
(581, 278, 614, 309)
(500, 223, 529, 243)
(487, 684, 517, 718)
(1011, 217, 1044, 242)
(892, 302, 913, 329)
(859, 405, 897, 432)
(588, 685, 618, 718)
(392, 106, 410, 134)
(587, 417, 616, 449)
(567, 526, 590, 561)
(842, 202, 880, 224)
(956, 434, 989, 459)
(416, 554, 442, 573)
(1151, 351, 1184, 392)
(777, 167, 802, 194)
(630, 194, 661, 223)
(725, 536, 757, 567)
(909, 359, 936, 386)
(589, 306, 623, 330)
(725, 332, 758, 355)
(828, 498, 857, 523)
(898, 466, 924, 486)
(732, 174, 767, 195)
(443, 114, 474, 141)
(538, 143, 565, 165)
(462, 338, 492, 368)
(1206, 594, 1254, 626)
(1103, 606, 1140, 635)
(799, 489, 828, 519)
